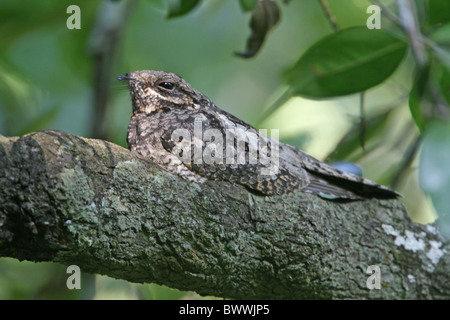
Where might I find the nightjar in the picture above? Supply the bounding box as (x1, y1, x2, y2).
(119, 70, 399, 200)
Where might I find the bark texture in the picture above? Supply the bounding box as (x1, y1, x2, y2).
(0, 130, 448, 299)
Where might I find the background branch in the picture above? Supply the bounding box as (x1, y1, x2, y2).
(0, 130, 448, 299)
(369, 0, 402, 27)
(317, 0, 339, 32)
(395, 0, 427, 68)
(88, 0, 137, 139)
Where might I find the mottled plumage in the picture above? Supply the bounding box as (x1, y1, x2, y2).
(119, 70, 400, 200)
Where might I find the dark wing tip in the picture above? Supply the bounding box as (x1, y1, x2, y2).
(301, 176, 401, 201)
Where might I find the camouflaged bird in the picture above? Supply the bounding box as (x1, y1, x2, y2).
(119, 70, 400, 200)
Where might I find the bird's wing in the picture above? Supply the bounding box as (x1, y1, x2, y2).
(280, 144, 400, 199)
(159, 110, 307, 196)
(160, 109, 400, 200)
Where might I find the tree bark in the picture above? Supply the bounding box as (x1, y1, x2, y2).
(0, 130, 448, 299)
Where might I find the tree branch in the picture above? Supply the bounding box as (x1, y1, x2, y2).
(0, 130, 448, 299)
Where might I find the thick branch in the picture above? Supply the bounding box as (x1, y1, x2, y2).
(0, 130, 448, 299)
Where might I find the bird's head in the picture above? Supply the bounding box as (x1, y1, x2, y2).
(118, 70, 207, 114)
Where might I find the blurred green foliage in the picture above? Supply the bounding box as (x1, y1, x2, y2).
(0, 0, 449, 299)
(286, 27, 407, 97)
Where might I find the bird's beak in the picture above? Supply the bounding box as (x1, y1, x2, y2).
(117, 73, 136, 81)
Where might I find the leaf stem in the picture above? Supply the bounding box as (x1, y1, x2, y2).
(390, 135, 422, 189)
(359, 93, 366, 151)
(317, 0, 339, 32)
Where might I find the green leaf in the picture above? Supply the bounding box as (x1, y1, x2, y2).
(429, 23, 450, 46)
(235, 0, 280, 58)
(429, 24, 450, 71)
(409, 61, 450, 133)
(239, 0, 258, 12)
(419, 120, 450, 229)
(409, 67, 430, 133)
(437, 64, 450, 105)
(166, 0, 201, 18)
(287, 27, 408, 98)
(428, 0, 450, 25)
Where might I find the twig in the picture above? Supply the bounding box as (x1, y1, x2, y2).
(368, 0, 402, 27)
(256, 88, 292, 127)
(390, 134, 422, 189)
(317, 0, 339, 31)
(359, 93, 366, 151)
(256, 0, 340, 125)
(395, 0, 427, 68)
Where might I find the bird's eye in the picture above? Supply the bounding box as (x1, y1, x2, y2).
(158, 82, 175, 90)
